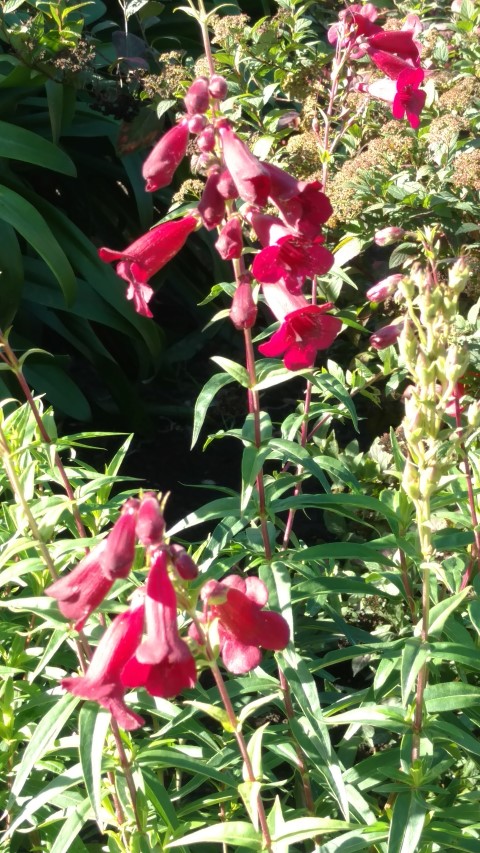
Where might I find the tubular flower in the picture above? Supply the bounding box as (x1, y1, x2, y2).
(200, 575, 290, 674)
(262, 163, 333, 239)
(198, 170, 226, 230)
(229, 275, 257, 330)
(374, 226, 405, 246)
(215, 217, 243, 260)
(218, 126, 270, 206)
(142, 122, 189, 192)
(253, 235, 334, 294)
(366, 30, 420, 63)
(46, 507, 138, 630)
(366, 274, 403, 303)
(259, 282, 342, 371)
(184, 77, 210, 115)
(62, 593, 145, 730)
(367, 67, 426, 129)
(98, 215, 198, 317)
(121, 550, 196, 698)
(136, 492, 165, 549)
(328, 4, 381, 55)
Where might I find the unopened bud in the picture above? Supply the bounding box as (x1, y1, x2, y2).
(215, 217, 243, 260)
(169, 544, 199, 580)
(197, 125, 216, 153)
(188, 113, 208, 134)
(101, 511, 137, 579)
(402, 459, 420, 502)
(136, 492, 165, 548)
(448, 257, 470, 296)
(370, 321, 403, 350)
(366, 274, 403, 303)
(208, 74, 228, 100)
(374, 226, 405, 246)
(230, 275, 257, 330)
(185, 77, 210, 114)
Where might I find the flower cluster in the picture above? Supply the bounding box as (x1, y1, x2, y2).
(47, 494, 289, 729)
(99, 69, 343, 370)
(329, 4, 427, 129)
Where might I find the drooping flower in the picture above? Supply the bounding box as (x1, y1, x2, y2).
(218, 126, 270, 206)
(98, 215, 198, 317)
(184, 77, 210, 115)
(142, 122, 189, 192)
(370, 321, 403, 349)
(46, 507, 138, 630)
(215, 217, 243, 260)
(259, 282, 342, 371)
(62, 593, 145, 730)
(374, 226, 405, 246)
(230, 275, 257, 330)
(169, 544, 199, 580)
(121, 550, 196, 698)
(208, 75, 228, 100)
(366, 29, 420, 63)
(199, 575, 290, 674)
(367, 49, 417, 80)
(366, 274, 403, 303)
(328, 4, 381, 54)
(262, 163, 333, 239)
(198, 169, 226, 230)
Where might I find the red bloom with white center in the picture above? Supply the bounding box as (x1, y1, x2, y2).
(259, 282, 342, 371)
(262, 163, 332, 239)
(200, 575, 290, 674)
(142, 122, 189, 192)
(62, 593, 145, 730)
(121, 550, 196, 698)
(368, 67, 426, 129)
(218, 126, 271, 206)
(46, 507, 138, 630)
(98, 215, 198, 317)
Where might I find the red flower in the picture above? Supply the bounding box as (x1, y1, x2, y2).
(46, 508, 138, 630)
(169, 544, 199, 580)
(142, 122, 189, 192)
(367, 49, 416, 80)
(198, 170, 226, 230)
(215, 217, 243, 260)
(200, 576, 290, 674)
(367, 67, 426, 129)
(366, 30, 420, 63)
(262, 164, 332, 239)
(218, 126, 270, 206)
(121, 550, 196, 698)
(98, 215, 198, 317)
(136, 492, 165, 548)
(62, 593, 145, 731)
(259, 282, 342, 370)
(366, 274, 403, 303)
(184, 77, 210, 115)
(328, 4, 381, 54)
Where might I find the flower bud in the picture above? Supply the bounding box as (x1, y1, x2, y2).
(229, 275, 257, 330)
(374, 226, 405, 246)
(366, 274, 403, 303)
(402, 459, 420, 502)
(169, 544, 199, 580)
(136, 492, 165, 548)
(188, 113, 208, 134)
(208, 74, 228, 100)
(197, 125, 216, 153)
(198, 169, 226, 230)
(184, 77, 210, 114)
(216, 168, 239, 200)
(370, 321, 403, 349)
(215, 218, 243, 260)
(142, 122, 189, 192)
(101, 510, 137, 580)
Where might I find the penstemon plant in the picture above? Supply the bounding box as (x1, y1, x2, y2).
(2, 1, 480, 852)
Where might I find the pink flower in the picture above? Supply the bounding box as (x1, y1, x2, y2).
(374, 226, 405, 246)
(367, 49, 417, 79)
(259, 282, 342, 370)
(98, 215, 198, 317)
(121, 550, 196, 698)
(208, 75, 228, 100)
(198, 170, 226, 230)
(136, 492, 165, 548)
(215, 217, 243, 260)
(62, 593, 145, 730)
(229, 275, 257, 330)
(366, 274, 403, 302)
(46, 508, 137, 630)
(328, 4, 381, 53)
(200, 576, 290, 674)
(218, 126, 270, 206)
(370, 321, 403, 349)
(184, 77, 210, 114)
(169, 545, 199, 580)
(142, 122, 189, 192)
(262, 164, 333, 239)
(253, 234, 334, 294)
(366, 30, 420, 63)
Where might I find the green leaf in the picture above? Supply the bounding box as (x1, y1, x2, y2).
(310, 372, 359, 432)
(289, 542, 395, 566)
(50, 797, 92, 853)
(23, 360, 91, 420)
(79, 704, 111, 826)
(10, 693, 80, 801)
(4, 764, 82, 839)
(167, 821, 262, 849)
(268, 438, 330, 491)
(272, 817, 353, 844)
(241, 445, 271, 511)
(424, 682, 480, 712)
(0, 220, 23, 326)
(211, 355, 250, 387)
(415, 588, 470, 638)
(0, 186, 76, 304)
(191, 372, 234, 448)
(137, 748, 236, 787)
(387, 791, 427, 853)
(401, 639, 428, 707)
(184, 701, 234, 732)
(0, 120, 76, 175)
